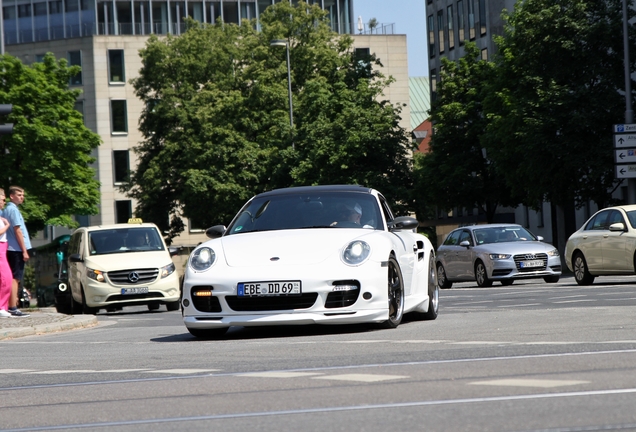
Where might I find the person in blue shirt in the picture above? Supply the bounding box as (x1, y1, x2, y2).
(3, 186, 31, 317)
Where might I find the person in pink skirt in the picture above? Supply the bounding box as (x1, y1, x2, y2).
(0, 188, 12, 318)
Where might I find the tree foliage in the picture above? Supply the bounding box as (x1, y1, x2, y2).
(128, 1, 413, 240)
(484, 0, 633, 209)
(414, 43, 518, 222)
(0, 54, 101, 232)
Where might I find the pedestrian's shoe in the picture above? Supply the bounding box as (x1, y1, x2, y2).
(8, 308, 29, 317)
(0, 310, 10, 318)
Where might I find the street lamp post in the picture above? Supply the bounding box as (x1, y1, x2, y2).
(270, 39, 294, 149)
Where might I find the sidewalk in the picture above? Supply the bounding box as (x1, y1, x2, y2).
(0, 307, 98, 340)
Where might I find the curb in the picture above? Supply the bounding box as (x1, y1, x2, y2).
(0, 313, 98, 340)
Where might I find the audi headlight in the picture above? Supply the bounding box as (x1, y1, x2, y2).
(547, 248, 560, 257)
(86, 267, 105, 282)
(489, 254, 511, 260)
(190, 247, 216, 272)
(160, 262, 176, 278)
(342, 241, 371, 266)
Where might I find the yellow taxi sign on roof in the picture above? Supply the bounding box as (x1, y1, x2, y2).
(128, 218, 143, 224)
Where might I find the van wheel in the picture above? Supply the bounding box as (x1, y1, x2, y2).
(81, 289, 99, 314)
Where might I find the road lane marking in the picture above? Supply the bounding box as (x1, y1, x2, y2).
(469, 379, 589, 388)
(6, 388, 636, 431)
(312, 374, 409, 382)
(141, 369, 220, 374)
(0, 369, 35, 373)
(241, 372, 324, 378)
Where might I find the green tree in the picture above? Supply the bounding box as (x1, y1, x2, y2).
(413, 43, 518, 223)
(485, 0, 632, 214)
(0, 54, 101, 232)
(128, 1, 414, 240)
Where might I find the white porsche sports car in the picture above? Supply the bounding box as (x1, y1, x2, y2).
(181, 185, 439, 338)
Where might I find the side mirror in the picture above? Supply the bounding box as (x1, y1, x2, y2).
(388, 216, 419, 232)
(206, 225, 227, 239)
(459, 240, 471, 248)
(69, 253, 83, 263)
(609, 222, 626, 232)
(537, 235, 544, 241)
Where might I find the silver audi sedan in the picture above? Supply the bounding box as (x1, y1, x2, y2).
(436, 224, 562, 288)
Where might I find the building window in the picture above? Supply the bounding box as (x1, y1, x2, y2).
(354, 48, 372, 77)
(428, 14, 435, 58)
(430, 68, 437, 101)
(113, 150, 130, 184)
(68, 51, 82, 85)
(110, 100, 128, 133)
(447, 5, 454, 50)
(481, 48, 488, 60)
(479, 0, 487, 36)
(75, 215, 89, 227)
(115, 200, 132, 223)
(468, 0, 476, 40)
(437, 10, 444, 55)
(35, 54, 46, 62)
(457, 0, 465, 44)
(108, 50, 125, 83)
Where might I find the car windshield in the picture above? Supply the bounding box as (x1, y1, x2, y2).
(89, 228, 165, 255)
(225, 191, 383, 235)
(473, 227, 537, 245)
(627, 210, 636, 229)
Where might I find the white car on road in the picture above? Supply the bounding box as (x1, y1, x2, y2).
(181, 185, 439, 338)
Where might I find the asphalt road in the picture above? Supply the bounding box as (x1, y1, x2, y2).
(2, 275, 636, 432)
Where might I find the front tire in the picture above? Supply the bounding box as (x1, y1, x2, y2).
(475, 261, 493, 287)
(380, 257, 405, 329)
(81, 288, 99, 315)
(544, 275, 560, 283)
(501, 279, 514, 286)
(166, 301, 180, 311)
(437, 264, 453, 289)
(573, 253, 595, 285)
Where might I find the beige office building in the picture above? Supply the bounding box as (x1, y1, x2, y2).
(4, 0, 410, 249)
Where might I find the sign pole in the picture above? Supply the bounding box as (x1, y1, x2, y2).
(622, 0, 636, 202)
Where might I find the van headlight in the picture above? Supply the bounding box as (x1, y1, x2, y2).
(342, 241, 370, 266)
(160, 262, 176, 278)
(86, 268, 105, 282)
(190, 247, 216, 272)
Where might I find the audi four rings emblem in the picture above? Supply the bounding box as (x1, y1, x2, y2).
(524, 254, 536, 260)
(128, 272, 140, 283)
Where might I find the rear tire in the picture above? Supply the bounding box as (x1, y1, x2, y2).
(380, 257, 405, 329)
(544, 276, 560, 283)
(147, 303, 160, 311)
(501, 279, 514, 286)
(188, 327, 228, 339)
(422, 253, 439, 320)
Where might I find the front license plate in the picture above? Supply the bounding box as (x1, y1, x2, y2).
(520, 260, 543, 268)
(237, 281, 301, 297)
(121, 287, 148, 295)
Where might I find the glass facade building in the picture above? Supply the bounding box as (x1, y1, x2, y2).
(3, 0, 353, 45)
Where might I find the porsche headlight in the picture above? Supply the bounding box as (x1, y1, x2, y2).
(190, 247, 216, 272)
(86, 267, 105, 282)
(489, 254, 511, 260)
(342, 241, 371, 266)
(160, 262, 176, 278)
(547, 248, 560, 257)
